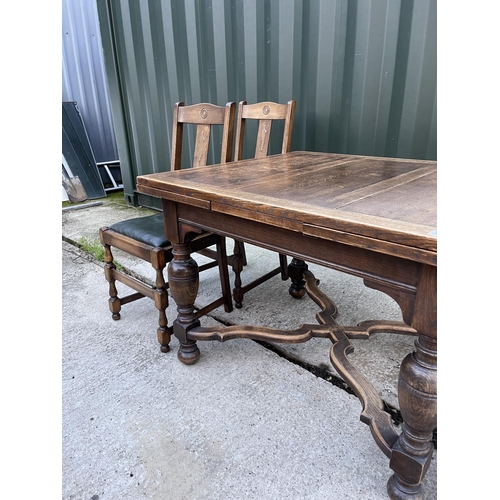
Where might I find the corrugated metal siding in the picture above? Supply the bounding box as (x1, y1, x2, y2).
(62, 0, 118, 163)
(97, 0, 436, 208)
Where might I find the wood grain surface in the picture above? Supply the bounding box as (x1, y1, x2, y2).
(137, 152, 437, 262)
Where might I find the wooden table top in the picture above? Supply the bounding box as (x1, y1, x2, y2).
(137, 151, 437, 264)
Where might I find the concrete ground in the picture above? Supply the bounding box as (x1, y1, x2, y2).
(62, 196, 437, 499)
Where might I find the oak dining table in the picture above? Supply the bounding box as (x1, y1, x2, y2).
(136, 151, 437, 500)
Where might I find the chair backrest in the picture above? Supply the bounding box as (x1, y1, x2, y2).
(234, 100, 296, 160)
(171, 101, 236, 170)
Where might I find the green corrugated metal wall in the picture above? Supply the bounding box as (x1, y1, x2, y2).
(97, 0, 436, 209)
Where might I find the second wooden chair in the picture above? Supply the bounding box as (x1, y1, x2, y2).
(231, 99, 296, 307)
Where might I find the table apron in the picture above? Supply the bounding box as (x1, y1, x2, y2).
(176, 203, 425, 296)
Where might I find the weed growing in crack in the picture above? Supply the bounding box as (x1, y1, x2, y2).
(78, 236, 105, 262)
(77, 236, 124, 271)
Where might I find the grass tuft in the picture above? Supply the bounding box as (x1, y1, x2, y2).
(77, 236, 125, 271)
(78, 236, 105, 262)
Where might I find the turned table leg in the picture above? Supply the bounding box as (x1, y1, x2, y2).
(387, 264, 437, 500)
(167, 242, 201, 365)
(387, 335, 437, 499)
(288, 258, 308, 299)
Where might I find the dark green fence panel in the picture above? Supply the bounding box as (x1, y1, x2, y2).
(97, 0, 436, 209)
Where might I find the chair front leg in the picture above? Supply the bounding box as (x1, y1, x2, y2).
(101, 237, 121, 320)
(231, 240, 245, 308)
(216, 236, 234, 313)
(279, 253, 289, 280)
(151, 248, 172, 353)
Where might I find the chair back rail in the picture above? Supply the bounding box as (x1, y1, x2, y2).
(234, 100, 296, 160)
(171, 102, 236, 170)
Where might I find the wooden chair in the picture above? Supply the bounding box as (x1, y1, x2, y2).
(231, 99, 296, 307)
(99, 102, 236, 353)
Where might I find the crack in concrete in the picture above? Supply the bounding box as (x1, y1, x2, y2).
(251, 339, 437, 451)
